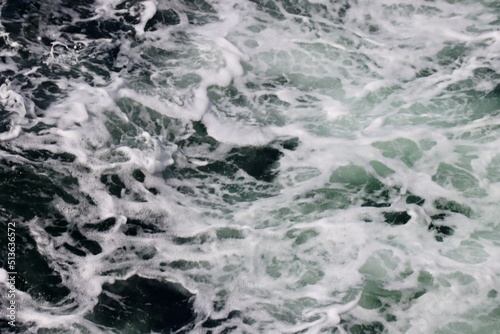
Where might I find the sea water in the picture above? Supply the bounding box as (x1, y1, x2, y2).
(0, 0, 499, 333)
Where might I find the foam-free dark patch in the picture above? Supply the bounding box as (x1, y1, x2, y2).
(383, 211, 411, 225)
(86, 275, 196, 333)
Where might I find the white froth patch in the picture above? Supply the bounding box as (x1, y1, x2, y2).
(44, 102, 89, 128)
(193, 6, 240, 38)
(0, 82, 31, 140)
(0, 268, 7, 283)
(23, 84, 122, 165)
(116, 132, 177, 173)
(198, 38, 246, 88)
(0, 125, 21, 141)
(133, 0, 158, 36)
(202, 112, 275, 146)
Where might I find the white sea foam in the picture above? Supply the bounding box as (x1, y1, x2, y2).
(133, 0, 158, 36)
(0, 82, 32, 141)
(4, 0, 499, 333)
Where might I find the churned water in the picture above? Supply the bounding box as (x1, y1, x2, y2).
(0, 0, 499, 333)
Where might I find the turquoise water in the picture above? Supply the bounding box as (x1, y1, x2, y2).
(0, 0, 499, 333)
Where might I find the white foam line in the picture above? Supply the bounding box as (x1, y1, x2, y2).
(117, 88, 204, 120)
(293, 39, 349, 51)
(134, 0, 158, 36)
(450, 116, 500, 133)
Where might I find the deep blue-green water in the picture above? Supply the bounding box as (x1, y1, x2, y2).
(0, 0, 499, 333)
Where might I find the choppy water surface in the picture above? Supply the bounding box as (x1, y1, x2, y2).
(0, 0, 499, 333)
